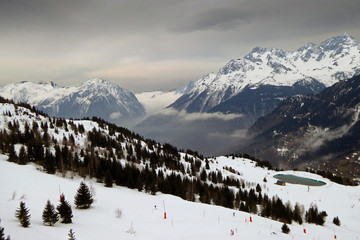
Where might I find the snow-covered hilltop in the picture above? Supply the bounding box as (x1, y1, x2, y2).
(170, 33, 360, 114)
(0, 78, 145, 127)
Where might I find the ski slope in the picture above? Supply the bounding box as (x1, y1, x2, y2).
(1, 155, 359, 240)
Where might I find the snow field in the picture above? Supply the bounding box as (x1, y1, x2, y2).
(1, 154, 360, 239)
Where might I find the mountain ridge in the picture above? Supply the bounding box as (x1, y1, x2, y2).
(244, 74, 360, 178)
(169, 33, 360, 116)
(0, 78, 145, 126)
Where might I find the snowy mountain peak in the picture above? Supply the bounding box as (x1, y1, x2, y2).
(38, 80, 58, 88)
(77, 78, 133, 98)
(170, 33, 360, 113)
(318, 32, 358, 52)
(81, 77, 111, 87)
(297, 42, 316, 52)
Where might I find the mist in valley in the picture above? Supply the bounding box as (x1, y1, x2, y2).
(132, 109, 252, 156)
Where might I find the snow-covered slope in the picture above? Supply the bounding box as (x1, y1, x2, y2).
(1, 155, 360, 240)
(0, 78, 145, 126)
(0, 99, 360, 239)
(170, 33, 360, 113)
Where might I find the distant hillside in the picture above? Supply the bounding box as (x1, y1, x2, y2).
(245, 74, 360, 178)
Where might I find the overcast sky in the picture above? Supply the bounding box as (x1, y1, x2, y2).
(1, 0, 360, 92)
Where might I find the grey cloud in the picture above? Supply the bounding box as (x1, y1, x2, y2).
(1, 0, 360, 92)
(170, 7, 254, 32)
(160, 108, 243, 121)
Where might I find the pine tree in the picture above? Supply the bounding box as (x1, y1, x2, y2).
(18, 146, 28, 165)
(43, 149, 56, 174)
(15, 201, 31, 227)
(68, 229, 76, 240)
(281, 223, 290, 234)
(56, 194, 73, 223)
(305, 205, 326, 225)
(256, 183, 262, 192)
(74, 181, 94, 209)
(0, 224, 9, 240)
(0, 222, 5, 240)
(7, 144, 17, 163)
(333, 216, 341, 226)
(104, 169, 113, 188)
(42, 200, 59, 226)
(200, 168, 207, 181)
(293, 202, 304, 224)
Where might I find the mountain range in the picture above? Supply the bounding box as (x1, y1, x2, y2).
(169, 33, 360, 127)
(0, 78, 145, 127)
(1, 33, 360, 160)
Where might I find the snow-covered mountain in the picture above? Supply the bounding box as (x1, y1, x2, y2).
(169, 33, 360, 121)
(0, 78, 145, 126)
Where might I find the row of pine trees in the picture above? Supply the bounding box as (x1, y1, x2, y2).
(14, 181, 93, 228)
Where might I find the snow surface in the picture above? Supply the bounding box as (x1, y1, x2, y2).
(136, 91, 182, 116)
(1, 155, 360, 240)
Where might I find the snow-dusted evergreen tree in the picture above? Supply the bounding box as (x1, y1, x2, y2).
(0, 219, 8, 240)
(74, 181, 93, 209)
(42, 200, 59, 226)
(0, 220, 5, 240)
(56, 194, 73, 223)
(68, 229, 76, 240)
(15, 201, 31, 227)
(0, 226, 4, 240)
(0, 221, 10, 240)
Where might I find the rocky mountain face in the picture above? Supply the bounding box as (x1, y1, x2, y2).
(245, 74, 360, 178)
(169, 33, 360, 127)
(0, 78, 145, 126)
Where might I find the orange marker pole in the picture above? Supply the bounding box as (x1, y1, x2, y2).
(163, 200, 166, 219)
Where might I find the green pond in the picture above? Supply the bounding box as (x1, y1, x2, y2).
(274, 174, 326, 186)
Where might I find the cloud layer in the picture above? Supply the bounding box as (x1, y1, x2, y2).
(1, 0, 360, 92)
